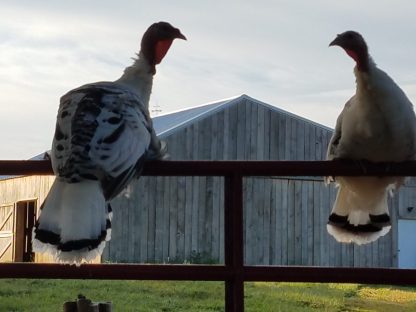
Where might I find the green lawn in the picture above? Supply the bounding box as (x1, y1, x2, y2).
(0, 279, 416, 311)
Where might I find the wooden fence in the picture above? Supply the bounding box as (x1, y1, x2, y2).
(1, 159, 416, 312)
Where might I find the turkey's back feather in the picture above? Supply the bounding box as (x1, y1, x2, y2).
(53, 83, 153, 198)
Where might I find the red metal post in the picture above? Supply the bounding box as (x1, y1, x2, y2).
(224, 174, 244, 312)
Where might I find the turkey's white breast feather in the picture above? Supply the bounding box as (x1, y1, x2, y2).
(328, 64, 416, 162)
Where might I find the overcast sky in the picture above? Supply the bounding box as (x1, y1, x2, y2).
(1, 1, 416, 159)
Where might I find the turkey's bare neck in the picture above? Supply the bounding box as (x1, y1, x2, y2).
(116, 53, 154, 107)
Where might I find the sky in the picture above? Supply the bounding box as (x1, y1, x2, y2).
(1, 1, 416, 159)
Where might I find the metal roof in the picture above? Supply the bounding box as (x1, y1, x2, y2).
(152, 94, 332, 138)
(152, 95, 241, 137)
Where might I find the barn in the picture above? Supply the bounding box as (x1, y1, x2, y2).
(1, 94, 415, 267)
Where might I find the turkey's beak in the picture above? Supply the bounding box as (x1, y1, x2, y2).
(175, 29, 187, 41)
(172, 28, 186, 40)
(329, 35, 342, 47)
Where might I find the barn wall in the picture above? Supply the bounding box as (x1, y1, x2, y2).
(0, 175, 55, 263)
(104, 98, 399, 267)
(0, 100, 408, 266)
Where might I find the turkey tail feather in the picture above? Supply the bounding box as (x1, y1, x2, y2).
(33, 180, 110, 264)
(327, 177, 393, 245)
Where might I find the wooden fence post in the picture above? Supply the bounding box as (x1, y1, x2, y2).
(63, 295, 112, 312)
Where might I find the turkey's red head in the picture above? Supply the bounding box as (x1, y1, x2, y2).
(329, 31, 369, 72)
(141, 21, 186, 74)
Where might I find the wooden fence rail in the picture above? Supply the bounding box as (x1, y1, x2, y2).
(1, 159, 416, 312)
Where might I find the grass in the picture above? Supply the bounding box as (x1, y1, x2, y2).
(0, 280, 416, 311)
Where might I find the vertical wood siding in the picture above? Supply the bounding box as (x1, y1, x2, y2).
(0, 98, 408, 266)
(103, 98, 399, 267)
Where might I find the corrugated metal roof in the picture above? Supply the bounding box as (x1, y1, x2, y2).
(153, 95, 242, 137)
(152, 94, 332, 137)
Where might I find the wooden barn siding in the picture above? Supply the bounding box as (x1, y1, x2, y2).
(104, 99, 397, 267)
(0, 175, 55, 263)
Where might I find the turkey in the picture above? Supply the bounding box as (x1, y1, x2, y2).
(33, 22, 186, 264)
(326, 31, 416, 244)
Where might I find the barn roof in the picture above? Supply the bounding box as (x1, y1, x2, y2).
(152, 94, 332, 138)
(152, 96, 239, 136)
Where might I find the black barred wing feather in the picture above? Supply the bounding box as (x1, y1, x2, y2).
(52, 83, 154, 200)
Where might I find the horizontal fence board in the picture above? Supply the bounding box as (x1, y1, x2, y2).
(1, 263, 416, 286)
(0, 263, 231, 280)
(2, 160, 416, 177)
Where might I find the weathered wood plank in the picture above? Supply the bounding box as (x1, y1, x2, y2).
(154, 176, 165, 262)
(236, 99, 246, 159)
(263, 108, 271, 160)
(169, 176, 179, 261)
(390, 195, 398, 267)
(270, 111, 279, 159)
(288, 118, 296, 160)
(313, 181, 321, 265)
(274, 179, 283, 264)
(300, 181, 308, 265)
(244, 178, 253, 264)
(162, 176, 171, 262)
(197, 177, 207, 256)
(184, 177, 193, 261)
(257, 105, 265, 161)
(328, 185, 338, 266)
(296, 120, 305, 161)
(200, 118, 212, 160)
(281, 179, 289, 265)
(210, 112, 218, 160)
(203, 177, 213, 259)
(306, 181, 314, 265)
(228, 104, 238, 159)
(223, 105, 230, 160)
(320, 181, 330, 266)
(249, 102, 258, 160)
(176, 177, 186, 262)
(279, 114, 286, 160)
(244, 100, 252, 160)
(219, 177, 225, 263)
(294, 180, 302, 264)
(211, 176, 221, 262)
(191, 176, 199, 257)
(254, 177, 265, 264)
(269, 179, 278, 264)
(216, 110, 225, 160)
(263, 179, 271, 265)
(287, 180, 295, 265)
(139, 177, 150, 262)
